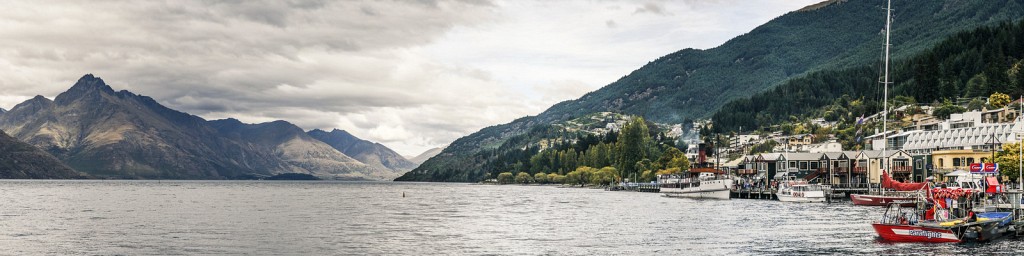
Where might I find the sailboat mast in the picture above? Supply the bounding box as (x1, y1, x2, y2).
(881, 0, 892, 184)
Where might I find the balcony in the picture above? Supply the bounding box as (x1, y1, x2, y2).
(738, 169, 757, 175)
(891, 166, 912, 173)
(816, 167, 849, 175)
(835, 167, 849, 174)
(853, 167, 867, 174)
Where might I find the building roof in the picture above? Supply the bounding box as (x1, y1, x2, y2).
(785, 152, 822, 161)
(758, 153, 784, 161)
(722, 157, 745, 168)
(901, 122, 1021, 150)
(822, 152, 845, 159)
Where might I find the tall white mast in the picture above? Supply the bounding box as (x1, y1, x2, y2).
(881, 0, 892, 183)
(1019, 95, 1022, 190)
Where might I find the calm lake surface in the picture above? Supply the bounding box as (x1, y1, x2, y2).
(0, 180, 1020, 255)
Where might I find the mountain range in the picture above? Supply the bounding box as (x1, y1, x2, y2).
(0, 75, 412, 180)
(398, 0, 1024, 182)
(0, 129, 84, 179)
(307, 129, 417, 173)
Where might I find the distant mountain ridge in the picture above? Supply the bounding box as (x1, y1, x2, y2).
(0, 74, 404, 180)
(209, 119, 403, 180)
(307, 129, 416, 175)
(398, 0, 1024, 182)
(408, 147, 444, 165)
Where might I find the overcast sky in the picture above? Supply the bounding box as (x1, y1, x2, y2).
(0, 0, 819, 156)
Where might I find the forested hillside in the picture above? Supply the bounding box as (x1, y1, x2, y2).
(713, 19, 1024, 137)
(400, 0, 1024, 182)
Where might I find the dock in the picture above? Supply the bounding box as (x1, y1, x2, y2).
(730, 189, 777, 200)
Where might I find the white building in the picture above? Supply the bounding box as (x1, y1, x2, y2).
(730, 134, 761, 149)
(806, 141, 843, 153)
(875, 108, 1023, 155)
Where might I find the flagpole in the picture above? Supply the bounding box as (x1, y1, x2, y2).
(1019, 95, 1022, 190)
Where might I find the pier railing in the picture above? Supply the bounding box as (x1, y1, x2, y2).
(830, 183, 870, 190)
(891, 166, 912, 173)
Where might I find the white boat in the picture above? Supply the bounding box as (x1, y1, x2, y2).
(659, 170, 734, 200)
(776, 181, 827, 203)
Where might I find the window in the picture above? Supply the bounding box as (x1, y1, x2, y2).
(967, 158, 975, 164)
(981, 157, 988, 163)
(915, 159, 923, 169)
(939, 159, 944, 167)
(800, 161, 808, 170)
(811, 162, 819, 169)
(953, 158, 961, 167)
(789, 161, 796, 168)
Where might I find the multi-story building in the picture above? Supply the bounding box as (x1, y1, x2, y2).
(930, 149, 997, 175)
(886, 108, 1022, 155)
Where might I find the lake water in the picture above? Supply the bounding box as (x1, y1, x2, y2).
(0, 180, 1020, 255)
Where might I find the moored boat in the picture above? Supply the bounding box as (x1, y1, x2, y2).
(776, 180, 827, 203)
(851, 193, 917, 207)
(659, 169, 733, 200)
(851, 171, 926, 206)
(872, 200, 1015, 243)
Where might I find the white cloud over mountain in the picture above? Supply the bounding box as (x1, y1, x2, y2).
(0, 0, 817, 155)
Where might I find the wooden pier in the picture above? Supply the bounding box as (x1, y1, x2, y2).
(730, 189, 777, 200)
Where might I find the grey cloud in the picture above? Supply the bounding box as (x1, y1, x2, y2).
(0, 0, 818, 155)
(634, 2, 670, 16)
(606, 19, 617, 28)
(0, 0, 503, 154)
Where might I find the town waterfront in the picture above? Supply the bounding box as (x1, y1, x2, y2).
(0, 180, 1020, 255)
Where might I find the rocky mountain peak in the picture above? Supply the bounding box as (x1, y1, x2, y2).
(55, 74, 117, 104)
(330, 129, 356, 138)
(71, 74, 114, 93)
(10, 95, 55, 113)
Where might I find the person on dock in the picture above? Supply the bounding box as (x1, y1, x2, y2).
(964, 207, 983, 240)
(924, 201, 936, 221)
(965, 207, 977, 223)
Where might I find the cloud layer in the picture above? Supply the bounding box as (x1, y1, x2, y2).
(0, 0, 818, 155)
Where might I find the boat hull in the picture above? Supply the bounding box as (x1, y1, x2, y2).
(776, 193, 826, 203)
(872, 223, 961, 243)
(850, 194, 916, 207)
(662, 188, 731, 200)
(661, 179, 732, 200)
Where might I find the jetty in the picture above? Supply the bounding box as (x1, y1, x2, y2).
(730, 188, 777, 200)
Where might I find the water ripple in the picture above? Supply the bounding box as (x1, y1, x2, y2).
(0, 180, 1019, 255)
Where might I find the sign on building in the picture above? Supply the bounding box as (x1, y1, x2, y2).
(969, 163, 999, 174)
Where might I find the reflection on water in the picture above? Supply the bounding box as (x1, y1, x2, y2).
(0, 181, 1019, 255)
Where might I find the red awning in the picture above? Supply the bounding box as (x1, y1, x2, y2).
(986, 176, 1001, 194)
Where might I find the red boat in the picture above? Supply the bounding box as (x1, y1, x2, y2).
(871, 188, 1015, 243)
(851, 193, 917, 207)
(871, 223, 961, 243)
(851, 170, 927, 206)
